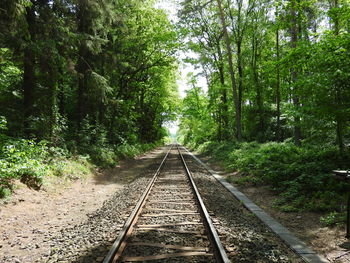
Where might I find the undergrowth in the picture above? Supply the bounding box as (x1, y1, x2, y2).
(194, 140, 350, 224)
(0, 117, 162, 198)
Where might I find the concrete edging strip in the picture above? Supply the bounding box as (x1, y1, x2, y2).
(182, 146, 329, 263)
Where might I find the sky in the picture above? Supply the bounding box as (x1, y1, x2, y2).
(155, 0, 207, 135)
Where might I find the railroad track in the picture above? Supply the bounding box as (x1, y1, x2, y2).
(103, 144, 230, 262)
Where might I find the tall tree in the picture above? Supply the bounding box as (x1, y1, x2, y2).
(216, 0, 242, 141)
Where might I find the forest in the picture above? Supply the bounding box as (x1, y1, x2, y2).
(0, 0, 179, 196)
(1, 0, 350, 223)
(177, 0, 350, 220)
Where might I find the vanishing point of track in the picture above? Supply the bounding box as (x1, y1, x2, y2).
(103, 144, 230, 262)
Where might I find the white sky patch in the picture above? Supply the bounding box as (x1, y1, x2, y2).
(165, 120, 179, 136)
(155, 0, 180, 23)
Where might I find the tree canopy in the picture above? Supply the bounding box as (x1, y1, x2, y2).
(0, 0, 179, 148)
(177, 0, 350, 153)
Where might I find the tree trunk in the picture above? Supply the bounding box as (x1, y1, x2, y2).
(23, 3, 36, 137)
(275, 17, 281, 141)
(76, 47, 88, 129)
(251, 36, 264, 139)
(216, 0, 242, 141)
(217, 43, 229, 140)
(48, 67, 58, 140)
(76, 2, 91, 129)
(290, 0, 301, 146)
(333, 0, 340, 34)
(336, 116, 344, 154)
(237, 38, 243, 137)
(332, 0, 344, 154)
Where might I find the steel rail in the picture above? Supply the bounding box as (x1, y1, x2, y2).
(176, 144, 230, 263)
(103, 144, 173, 263)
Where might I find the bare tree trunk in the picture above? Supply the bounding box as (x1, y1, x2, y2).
(237, 38, 243, 136)
(216, 0, 242, 141)
(48, 67, 58, 140)
(333, 0, 340, 34)
(336, 115, 344, 154)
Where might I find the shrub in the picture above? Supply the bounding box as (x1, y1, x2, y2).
(88, 146, 117, 168)
(50, 157, 94, 180)
(0, 139, 49, 196)
(320, 211, 346, 226)
(115, 142, 157, 159)
(195, 140, 350, 212)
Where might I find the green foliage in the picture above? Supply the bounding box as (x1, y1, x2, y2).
(196, 141, 350, 212)
(0, 138, 49, 197)
(87, 146, 117, 168)
(0, 0, 178, 198)
(320, 211, 347, 227)
(178, 78, 216, 147)
(0, 116, 7, 131)
(50, 156, 93, 180)
(116, 142, 158, 159)
(0, 0, 179, 149)
(178, 0, 350, 150)
(0, 48, 22, 93)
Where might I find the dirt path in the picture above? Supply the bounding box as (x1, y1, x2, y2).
(0, 147, 165, 263)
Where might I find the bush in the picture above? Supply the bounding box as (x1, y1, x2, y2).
(88, 146, 117, 168)
(115, 142, 158, 159)
(320, 211, 346, 226)
(0, 139, 49, 197)
(50, 156, 94, 180)
(195, 141, 350, 212)
(0, 124, 161, 198)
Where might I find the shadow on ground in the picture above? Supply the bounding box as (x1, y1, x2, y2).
(92, 147, 167, 185)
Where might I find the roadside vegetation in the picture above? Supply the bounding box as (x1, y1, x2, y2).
(177, 0, 350, 226)
(195, 141, 348, 214)
(0, 114, 163, 198)
(0, 0, 179, 198)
